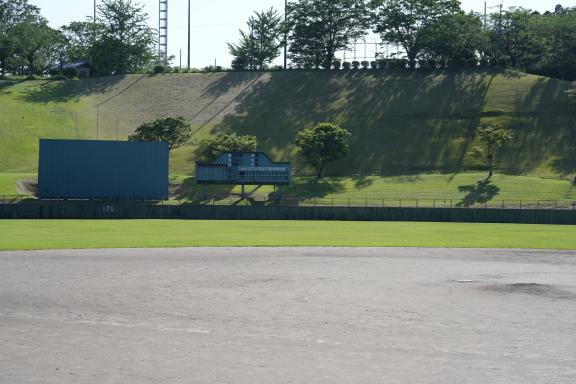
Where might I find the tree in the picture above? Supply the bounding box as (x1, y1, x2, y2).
(471, 126, 513, 179)
(11, 20, 58, 77)
(419, 12, 488, 68)
(287, 0, 368, 70)
(197, 134, 257, 161)
(61, 21, 103, 61)
(489, 7, 537, 68)
(529, 8, 576, 80)
(0, 0, 42, 78)
(128, 116, 192, 151)
(370, 0, 461, 68)
(228, 8, 284, 70)
(92, 0, 155, 75)
(295, 122, 351, 179)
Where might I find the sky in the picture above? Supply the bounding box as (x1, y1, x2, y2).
(29, 0, 568, 68)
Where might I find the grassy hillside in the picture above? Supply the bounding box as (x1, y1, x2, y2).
(1, 69, 574, 178)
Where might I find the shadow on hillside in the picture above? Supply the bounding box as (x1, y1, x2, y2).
(501, 77, 575, 176)
(0, 80, 25, 94)
(203, 69, 496, 176)
(189, 73, 266, 136)
(457, 179, 500, 207)
(203, 72, 264, 98)
(17, 75, 136, 104)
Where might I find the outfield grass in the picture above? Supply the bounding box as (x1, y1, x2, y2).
(2, 70, 574, 177)
(173, 172, 576, 204)
(0, 220, 574, 251)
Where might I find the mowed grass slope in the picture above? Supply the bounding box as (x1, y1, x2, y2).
(1, 69, 574, 177)
(1, 220, 575, 250)
(0, 172, 36, 196)
(173, 173, 576, 205)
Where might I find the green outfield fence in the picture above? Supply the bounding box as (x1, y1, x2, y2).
(1, 199, 575, 224)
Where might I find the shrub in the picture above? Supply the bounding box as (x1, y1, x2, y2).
(153, 64, 165, 73)
(197, 133, 257, 161)
(361, 61, 369, 69)
(370, 61, 378, 70)
(389, 59, 408, 69)
(173, 67, 180, 73)
(62, 67, 78, 79)
(231, 57, 247, 71)
(204, 65, 223, 72)
(352, 61, 360, 69)
(342, 61, 352, 70)
(49, 67, 78, 79)
(333, 60, 342, 70)
(376, 59, 388, 70)
(129, 116, 192, 151)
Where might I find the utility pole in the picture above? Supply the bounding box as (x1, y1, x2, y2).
(187, 0, 191, 68)
(484, 1, 487, 29)
(283, 0, 288, 70)
(94, 0, 96, 23)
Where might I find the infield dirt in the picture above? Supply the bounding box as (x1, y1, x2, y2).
(1, 247, 575, 383)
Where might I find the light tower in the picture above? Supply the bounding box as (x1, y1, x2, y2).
(159, 0, 168, 64)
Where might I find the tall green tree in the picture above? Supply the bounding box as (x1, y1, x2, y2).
(530, 9, 576, 80)
(61, 21, 103, 61)
(228, 8, 284, 70)
(11, 20, 58, 77)
(296, 122, 351, 179)
(489, 7, 537, 68)
(370, 0, 461, 68)
(287, 0, 368, 69)
(420, 12, 488, 68)
(0, 0, 42, 78)
(92, 0, 155, 75)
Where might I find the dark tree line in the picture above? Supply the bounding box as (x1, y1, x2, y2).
(229, 0, 576, 80)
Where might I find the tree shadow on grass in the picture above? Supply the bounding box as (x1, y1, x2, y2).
(0, 79, 25, 94)
(456, 179, 500, 207)
(280, 177, 345, 199)
(170, 177, 235, 203)
(352, 175, 374, 189)
(17, 75, 135, 104)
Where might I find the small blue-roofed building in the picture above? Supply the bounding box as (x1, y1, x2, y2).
(196, 152, 291, 197)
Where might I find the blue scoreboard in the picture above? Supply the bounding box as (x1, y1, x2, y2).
(196, 152, 291, 185)
(38, 139, 169, 200)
